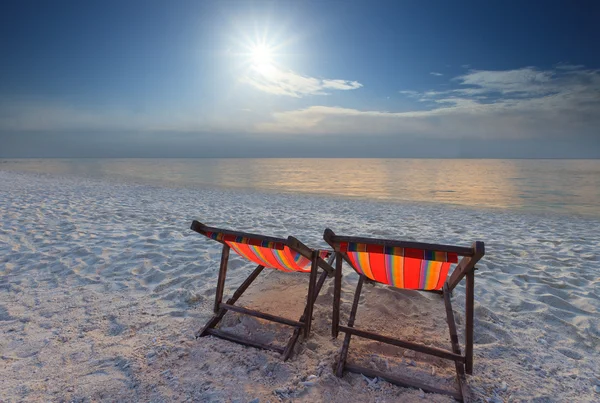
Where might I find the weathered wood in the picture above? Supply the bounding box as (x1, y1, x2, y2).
(332, 251, 343, 338)
(447, 241, 484, 291)
(344, 363, 463, 400)
(220, 303, 304, 328)
(465, 271, 475, 375)
(338, 325, 465, 363)
(323, 229, 475, 256)
(282, 329, 300, 361)
(444, 284, 471, 402)
(284, 267, 331, 360)
(336, 275, 364, 377)
(304, 251, 319, 338)
(205, 328, 285, 354)
(197, 264, 265, 338)
(323, 228, 339, 250)
(191, 220, 288, 245)
(443, 285, 462, 355)
(287, 236, 335, 276)
(214, 244, 230, 313)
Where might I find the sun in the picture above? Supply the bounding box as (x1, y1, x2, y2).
(249, 43, 277, 76)
(251, 44, 273, 65)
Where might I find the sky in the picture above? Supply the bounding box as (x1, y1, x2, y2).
(0, 0, 599, 158)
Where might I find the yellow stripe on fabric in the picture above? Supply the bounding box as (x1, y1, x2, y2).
(390, 253, 404, 288)
(250, 245, 272, 266)
(425, 261, 443, 290)
(274, 248, 297, 271)
(357, 252, 374, 280)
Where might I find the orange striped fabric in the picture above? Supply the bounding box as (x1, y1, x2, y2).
(339, 242, 458, 290)
(205, 231, 328, 272)
(226, 242, 330, 272)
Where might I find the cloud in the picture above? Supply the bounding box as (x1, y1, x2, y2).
(0, 101, 148, 132)
(399, 90, 419, 96)
(2, 65, 598, 150)
(451, 67, 554, 95)
(256, 66, 600, 140)
(555, 63, 585, 71)
(430, 72, 443, 76)
(0, 100, 226, 133)
(240, 65, 362, 97)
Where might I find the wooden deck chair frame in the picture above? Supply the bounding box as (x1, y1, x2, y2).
(324, 229, 484, 402)
(191, 220, 335, 360)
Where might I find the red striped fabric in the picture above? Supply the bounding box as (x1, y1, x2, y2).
(226, 241, 329, 273)
(340, 242, 459, 291)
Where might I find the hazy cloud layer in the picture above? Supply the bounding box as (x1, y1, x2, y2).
(1, 66, 598, 158)
(0, 100, 225, 133)
(258, 66, 600, 139)
(240, 65, 363, 97)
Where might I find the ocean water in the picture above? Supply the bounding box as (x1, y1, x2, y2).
(1, 158, 599, 217)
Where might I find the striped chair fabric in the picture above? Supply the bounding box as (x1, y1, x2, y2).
(206, 232, 328, 273)
(340, 242, 459, 290)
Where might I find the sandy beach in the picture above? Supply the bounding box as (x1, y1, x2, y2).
(1, 170, 599, 402)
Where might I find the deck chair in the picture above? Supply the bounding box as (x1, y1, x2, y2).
(191, 220, 335, 360)
(324, 228, 485, 402)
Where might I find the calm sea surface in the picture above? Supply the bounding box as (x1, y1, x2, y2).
(1, 159, 599, 217)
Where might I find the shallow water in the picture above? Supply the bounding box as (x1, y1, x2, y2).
(2, 158, 599, 217)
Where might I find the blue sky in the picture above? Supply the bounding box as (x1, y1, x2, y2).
(1, 0, 599, 157)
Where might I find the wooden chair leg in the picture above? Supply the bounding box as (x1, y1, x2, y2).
(444, 284, 471, 402)
(332, 251, 343, 338)
(465, 271, 474, 375)
(284, 268, 330, 360)
(304, 251, 319, 338)
(336, 275, 365, 377)
(213, 244, 230, 313)
(197, 264, 264, 338)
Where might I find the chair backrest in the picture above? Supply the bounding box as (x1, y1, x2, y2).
(325, 229, 483, 291)
(192, 221, 328, 273)
(205, 230, 317, 272)
(339, 242, 458, 290)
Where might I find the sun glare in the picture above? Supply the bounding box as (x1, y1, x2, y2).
(248, 43, 278, 76)
(251, 44, 273, 65)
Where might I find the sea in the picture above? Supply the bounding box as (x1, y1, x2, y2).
(1, 158, 599, 217)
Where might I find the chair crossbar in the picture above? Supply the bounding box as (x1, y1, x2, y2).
(345, 363, 463, 400)
(324, 229, 475, 257)
(338, 325, 465, 363)
(204, 328, 286, 354)
(220, 303, 304, 328)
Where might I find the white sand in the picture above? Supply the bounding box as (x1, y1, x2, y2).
(0, 170, 599, 402)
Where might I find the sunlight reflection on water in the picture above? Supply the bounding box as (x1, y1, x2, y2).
(2, 158, 599, 216)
